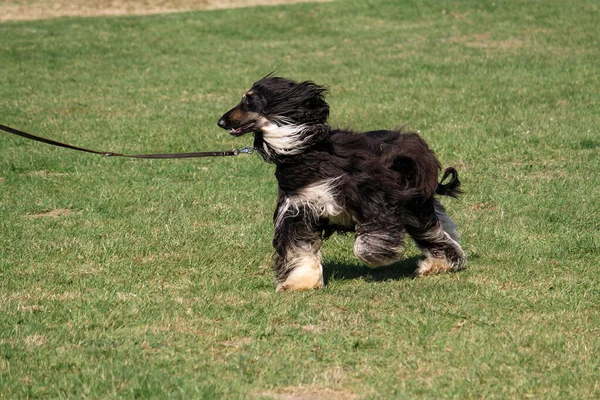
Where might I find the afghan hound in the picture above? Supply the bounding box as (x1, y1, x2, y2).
(218, 76, 465, 291)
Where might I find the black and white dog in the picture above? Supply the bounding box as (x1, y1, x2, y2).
(218, 76, 465, 291)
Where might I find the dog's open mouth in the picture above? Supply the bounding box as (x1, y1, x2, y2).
(229, 121, 256, 137)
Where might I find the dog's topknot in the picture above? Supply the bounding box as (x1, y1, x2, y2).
(250, 77, 330, 125)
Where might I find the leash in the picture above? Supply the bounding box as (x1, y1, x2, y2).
(0, 123, 254, 159)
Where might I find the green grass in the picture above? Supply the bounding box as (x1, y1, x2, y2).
(1, 0, 599, 398)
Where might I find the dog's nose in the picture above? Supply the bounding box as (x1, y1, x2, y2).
(217, 119, 226, 128)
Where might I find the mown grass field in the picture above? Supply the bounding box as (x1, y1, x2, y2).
(1, 0, 599, 398)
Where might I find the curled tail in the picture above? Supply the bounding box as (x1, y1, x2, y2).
(436, 167, 462, 198)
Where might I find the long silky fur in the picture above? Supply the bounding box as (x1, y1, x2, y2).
(218, 76, 465, 289)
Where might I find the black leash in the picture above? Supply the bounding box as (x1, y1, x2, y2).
(0, 123, 254, 159)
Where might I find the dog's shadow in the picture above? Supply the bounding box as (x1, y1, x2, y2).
(323, 256, 421, 285)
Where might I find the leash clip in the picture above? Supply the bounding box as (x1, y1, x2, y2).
(234, 146, 255, 156)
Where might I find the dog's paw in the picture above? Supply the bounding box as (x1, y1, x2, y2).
(413, 257, 454, 277)
(276, 279, 324, 292)
(276, 263, 324, 292)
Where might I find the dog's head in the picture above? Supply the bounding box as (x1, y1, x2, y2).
(217, 76, 329, 137)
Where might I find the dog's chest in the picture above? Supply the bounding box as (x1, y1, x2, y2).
(277, 177, 353, 227)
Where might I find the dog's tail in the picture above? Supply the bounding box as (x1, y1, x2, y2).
(436, 167, 462, 198)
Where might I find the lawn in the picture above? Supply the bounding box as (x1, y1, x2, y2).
(1, 0, 599, 398)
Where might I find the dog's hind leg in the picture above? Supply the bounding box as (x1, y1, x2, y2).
(406, 199, 465, 276)
(353, 225, 405, 268)
(433, 199, 460, 242)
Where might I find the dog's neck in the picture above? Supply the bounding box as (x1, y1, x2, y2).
(253, 122, 330, 164)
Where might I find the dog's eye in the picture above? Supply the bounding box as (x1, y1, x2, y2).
(242, 95, 254, 107)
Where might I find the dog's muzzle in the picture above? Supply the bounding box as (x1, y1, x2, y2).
(217, 109, 260, 137)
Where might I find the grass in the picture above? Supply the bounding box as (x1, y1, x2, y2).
(1, 0, 599, 398)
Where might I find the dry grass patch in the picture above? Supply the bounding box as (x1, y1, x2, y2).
(0, 0, 332, 21)
(470, 202, 499, 211)
(526, 170, 568, 181)
(27, 208, 74, 218)
(218, 337, 253, 348)
(4, 289, 82, 304)
(301, 324, 326, 333)
(45, 290, 83, 301)
(116, 292, 138, 301)
(24, 334, 47, 349)
(17, 304, 45, 313)
(258, 386, 359, 400)
(20, 170, 68, 177)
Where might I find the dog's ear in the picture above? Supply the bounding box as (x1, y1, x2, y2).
(310, 98, 330, 124)
(307, 88, 330, 124)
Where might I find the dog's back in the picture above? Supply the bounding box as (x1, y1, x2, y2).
(329, 129, 441, 201)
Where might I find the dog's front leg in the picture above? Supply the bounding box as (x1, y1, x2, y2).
(272, 207, 324, 292)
